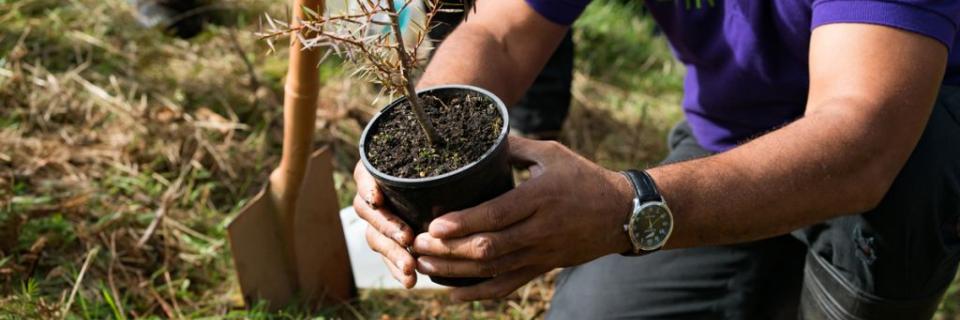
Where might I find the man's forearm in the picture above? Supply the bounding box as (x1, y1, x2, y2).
(415, 0, 568, 104)
(643, 24, 946, 250)
(417, 24, 526, 102)
(647, 107, 925, 249)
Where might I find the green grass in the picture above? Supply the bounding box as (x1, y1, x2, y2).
(0, 0, 560, 317)
(574, 0, 682, 95)
(1, 0, 957, 318)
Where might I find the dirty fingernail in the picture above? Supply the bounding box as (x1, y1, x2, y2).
(364, 194, 377, 209)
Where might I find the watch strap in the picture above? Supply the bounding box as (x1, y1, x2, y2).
(622, 169, 660, 203)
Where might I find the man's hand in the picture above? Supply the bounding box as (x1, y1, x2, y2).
(411, 136, 635, 301)
(353, 136, 634, 298)
(354, 162, 417, 288)
(354, 0, 569, 290)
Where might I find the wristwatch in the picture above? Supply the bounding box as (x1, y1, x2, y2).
(620, 169, 674, 256)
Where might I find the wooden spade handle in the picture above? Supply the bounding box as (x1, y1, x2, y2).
(276, 0, 323, 210)
(271, 0, 325, 285)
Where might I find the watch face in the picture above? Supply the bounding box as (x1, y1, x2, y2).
(631, 202, 673, 251)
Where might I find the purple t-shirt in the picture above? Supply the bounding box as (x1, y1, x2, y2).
(526, 0, 960, 152)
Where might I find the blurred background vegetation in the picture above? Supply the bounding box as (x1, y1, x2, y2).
(0, 0, 956, 318)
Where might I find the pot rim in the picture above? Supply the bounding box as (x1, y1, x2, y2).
(358, 84, 510, 188)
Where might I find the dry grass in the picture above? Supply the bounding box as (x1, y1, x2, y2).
(0, 0, 681, 317)
(2, 0, 280, 317)
(3, 0, 954, 318)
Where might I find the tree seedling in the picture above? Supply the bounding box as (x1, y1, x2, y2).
(262, 0, 476, 145)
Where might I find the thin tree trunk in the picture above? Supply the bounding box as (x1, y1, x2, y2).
(386, 0, 442, 145)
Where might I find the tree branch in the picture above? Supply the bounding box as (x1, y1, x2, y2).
(385, 0, 442, 144)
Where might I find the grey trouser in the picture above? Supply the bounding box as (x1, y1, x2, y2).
(547, 86, 960, 319)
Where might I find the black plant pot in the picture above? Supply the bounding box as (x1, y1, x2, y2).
(359, 85, 514, 287)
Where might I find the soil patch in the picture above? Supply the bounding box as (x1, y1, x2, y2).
(366, 92, 502, 178)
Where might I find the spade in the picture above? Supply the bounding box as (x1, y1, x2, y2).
(227, 0, 356, 310)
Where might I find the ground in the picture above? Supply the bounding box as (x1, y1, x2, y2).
(0, 0, 957, 318)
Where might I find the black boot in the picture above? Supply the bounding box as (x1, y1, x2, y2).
(129, 0, 208, 39)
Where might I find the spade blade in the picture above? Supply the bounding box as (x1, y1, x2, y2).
(294, 147, 357, 306)
(228, 181, 296, 309)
